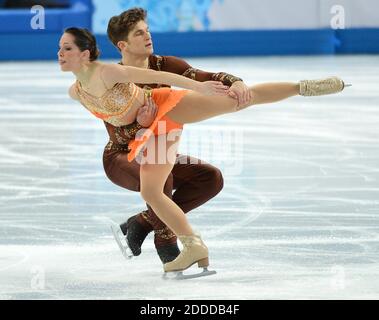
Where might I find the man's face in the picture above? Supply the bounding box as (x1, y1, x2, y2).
(120, 20, 153, 57)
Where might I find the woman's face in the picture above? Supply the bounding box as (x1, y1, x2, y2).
(58, 33, 87, 72)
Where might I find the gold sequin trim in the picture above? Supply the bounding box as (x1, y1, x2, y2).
(212, 72, 243, 86)
(141, 211, 155, 225)
(115, 127, 131, 144)
(155, 226, 176, 240)
(104, 140, 130, 153)
(124, 123, 143, 138)
(182, 67, 198, 80)
(155, 55, 163, 71)
(144, 88, 153, 99)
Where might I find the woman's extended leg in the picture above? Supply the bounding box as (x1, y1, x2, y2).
(239, 82, 300, 107)
(167, 77, 345, 124)
(166, 82, 300, 124)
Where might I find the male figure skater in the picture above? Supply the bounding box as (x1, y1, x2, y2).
(104, 7, 250, 263)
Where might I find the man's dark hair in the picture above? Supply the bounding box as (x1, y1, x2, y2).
(107, 7, 147, 50)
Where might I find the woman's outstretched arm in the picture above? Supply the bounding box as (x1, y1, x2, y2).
(101, 63, 229, 95)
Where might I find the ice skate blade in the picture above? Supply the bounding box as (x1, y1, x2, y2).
(162, 267, 217, 280)
(110, 224, 133, 260)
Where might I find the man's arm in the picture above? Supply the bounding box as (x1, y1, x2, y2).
(157, 55, 243, 86)
(156, 55, 251, 105)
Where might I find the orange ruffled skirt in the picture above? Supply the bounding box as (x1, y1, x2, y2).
(127, 88, 187, 162)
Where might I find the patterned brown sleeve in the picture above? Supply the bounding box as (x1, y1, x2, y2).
(160, 55, 243, 86)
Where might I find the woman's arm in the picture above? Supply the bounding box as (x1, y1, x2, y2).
(101, 63, 229, 95)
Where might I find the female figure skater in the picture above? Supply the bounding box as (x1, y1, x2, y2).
(58, 27, 347, 274)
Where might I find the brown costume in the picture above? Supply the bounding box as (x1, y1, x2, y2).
(102, 55, 242, 259)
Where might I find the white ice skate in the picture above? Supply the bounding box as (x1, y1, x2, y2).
(110, 223, 134, 260)
(162, 234, 216, 280)
(163, 267, 217, 280)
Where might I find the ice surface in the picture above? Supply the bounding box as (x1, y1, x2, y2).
(0, 55, 379, 299)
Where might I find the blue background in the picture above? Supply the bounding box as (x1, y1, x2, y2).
(0, 0, 378, 61)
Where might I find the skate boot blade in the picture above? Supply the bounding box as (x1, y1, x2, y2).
(163, 267, 217, 280)
(110, 223, 133, 260)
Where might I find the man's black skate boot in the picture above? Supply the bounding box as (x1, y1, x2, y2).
(120, 214, 149, 256)
(157, 243, 180, 263)
(154, 226, 180, 263)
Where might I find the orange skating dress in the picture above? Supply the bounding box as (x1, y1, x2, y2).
(75, 81, 187, 162)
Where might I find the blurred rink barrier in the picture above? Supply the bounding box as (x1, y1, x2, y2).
(0, 0, 378, 61)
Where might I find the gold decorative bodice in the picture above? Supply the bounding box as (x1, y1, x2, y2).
(76, 81, 139, 127)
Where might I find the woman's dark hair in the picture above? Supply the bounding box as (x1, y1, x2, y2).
(64, 27, 100, 61)
(107, 7, 147, 50)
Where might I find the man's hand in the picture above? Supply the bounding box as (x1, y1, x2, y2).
(136, 97, 158, 127)
(228, 81, 252, 106)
